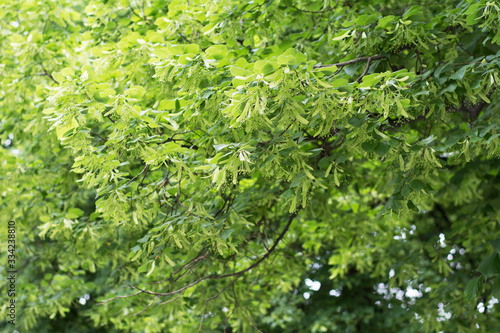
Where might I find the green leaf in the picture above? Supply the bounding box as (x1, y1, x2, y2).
(439, 83, 457, 95)
(315, 66, 338, 75)
(125, 86, 146, 99)
(450, 66, 467, 81)
(130, 245, 142, 253)
(466, 12, 480, 26)
(465, 276, 483, 302)
(184, 44, 200, 54)
(401, 185, 410, 197)
(402, 6, 422, 19)
(214, 144, 231, 152)
(137, 261, 149, 273)
(52, 72, 65, 84)
(146, 261, 156, 276)
(362, 141, 377, 153)
(61, 67, 75, 76)
(409, 179, 425, 191)
(332, 30, 351, 41)
(262, 63, 277, 75)
(375, 142, 390, 156)
(434, 64, 451, 78)
(67, 208, 83, 218)
(153, 47, 169, 59)
(137, 235, 150, 243)
(386, 197, 402, 210)
(318, 157, 333, 169)
(93, 89, 115, 103)
(290, 176, 303, 188)
(280, 189, 295, 200)
(407, 200, 418, 212)
(492, 277, 500, 299)
(277, 54, 296, 65)
(164, 254, 175, 266)
(205, 45, 228, 60)
(490, 237, 500, 254)
(355, 14, 377, 26)
(220, 229, 235, 240)
(129, 249, 142, 262)
(360, 73, 382, 87)
(478, 253, 500, 278)
(378, 15, 396, 28)
(278, 48, 307, 64)
(293, 110, 309, 124)
(348, 116, 364, 128)
(330, 79, 349, 88)
(230, 66, 251, 77)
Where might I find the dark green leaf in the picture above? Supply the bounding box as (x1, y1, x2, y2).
(477, 253, 500, 278)
(407, 200, 418, 211)
(490, 237, 500, 254)
(409, 179, 425, 191)
(465, 276, 483, 302)
(375, 142, 390, 156)
(362, 141, 377, 153)
(492, 277, 500, 299)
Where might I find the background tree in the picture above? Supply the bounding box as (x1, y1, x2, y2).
(1, 0, 500, 332)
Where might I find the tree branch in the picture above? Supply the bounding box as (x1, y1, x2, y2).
(258, 120, 296, 146)
(98, 213, 297, 303)
(127, 165, 150, 186)
(36, 70, 57, 84)
(356, 57, 373, 82)
(97, 291, 143, 304)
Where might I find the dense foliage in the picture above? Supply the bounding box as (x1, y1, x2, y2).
(2, 0, 500, 331)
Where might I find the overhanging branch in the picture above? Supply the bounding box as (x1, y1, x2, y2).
(98, 213, 297, 302)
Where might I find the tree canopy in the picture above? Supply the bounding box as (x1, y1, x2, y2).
(2, 0, 500, 331)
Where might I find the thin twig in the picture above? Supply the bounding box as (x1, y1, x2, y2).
(456, 42, 473, 58)
(36, 70, 57, 84)
(129, 296, 158, 316)
(91, 132, 108, 141)
(97, 291, 143, 304)
(198, 276, 240, 332)
(356, 57, 373, 82)
(127, 165, 150, 186)
(314, 55, 384, 69)
(232, 283, 263, 333)
(158, 292, 183, 305)
(415, 51, 423, 75)
(258, 120, 296, 146)
(129, 3, 153, 24)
